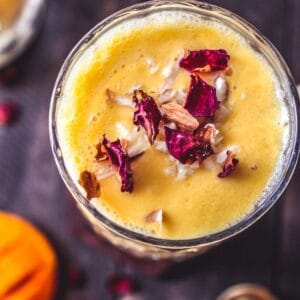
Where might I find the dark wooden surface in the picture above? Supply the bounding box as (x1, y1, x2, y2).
(1, 0, 300, 299)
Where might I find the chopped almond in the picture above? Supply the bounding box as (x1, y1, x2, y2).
(78, 171, 100, 200)
(161, 102, 199, 132)
(145, 210, 163, 224)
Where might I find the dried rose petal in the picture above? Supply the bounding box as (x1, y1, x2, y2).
(184, 75, 219, 117)
(102, 136, 133, 192)
(179, 49, 230, 73)
(106, 274, 136, 296)
(218, 150, 239, 178)
(133, 90, 161, 144)
(164, 127, 214, 164)
(0, 102, 18, 126)
(78, 171, 100, 200)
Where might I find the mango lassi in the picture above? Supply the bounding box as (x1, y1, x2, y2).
(57, 11, 289, 240)
(0, 0, 24, 31)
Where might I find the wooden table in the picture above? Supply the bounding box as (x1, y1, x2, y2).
(1, 0, 299, 299)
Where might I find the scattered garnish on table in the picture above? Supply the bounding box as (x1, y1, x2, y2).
(106, 274, 137, 297)
(0, 101, 19, 126)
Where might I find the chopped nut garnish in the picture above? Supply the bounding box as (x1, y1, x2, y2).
(105, 89, 134, 108)
(95, 142, 107, 160)
(161, 102, 199, 132)
(145, 210, 163, 224)
(95, 162, 115, 180)
(199, 123, 219, 144)
(79, 171, 101, 200)
(218, 150, 239, 178)
(215, 76, 228, 102)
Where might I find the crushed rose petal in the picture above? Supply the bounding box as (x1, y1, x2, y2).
(218, 150, 239, 178)
(0, 102, 18, 125)
(145, 209, 163, 224)
(133, 90, 161, 144)
(102, 136, 133, 192)
(106, 274, 136, 296)
(78, 171, 101, 200)
(179, 49, 230, 73)
(164, 126, 214, 164)
(184, 75, 219, 117)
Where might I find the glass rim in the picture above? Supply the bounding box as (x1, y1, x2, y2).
(49, 0, 300, 249)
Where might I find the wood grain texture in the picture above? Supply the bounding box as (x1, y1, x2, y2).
(0, 0, 299, 299)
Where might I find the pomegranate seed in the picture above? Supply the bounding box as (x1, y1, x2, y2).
(67, 266, 86, 289)
(106, 274, 136, 296)
(0, 102, 18, 126)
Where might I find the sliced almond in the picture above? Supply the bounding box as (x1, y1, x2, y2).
(161, 102, 199, 132)
(145, 209, 163, 224)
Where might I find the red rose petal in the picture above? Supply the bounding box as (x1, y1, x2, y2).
(102, 136, 133, 192)
(164, 126, 214, 164)
(179, 49, 230, 73)
(106, 274, 136, 296)
(0, 102, 18, 126)
(133, 90, 161, 144)
(218, 150, 239, 178)
(184, 75, 219, 117)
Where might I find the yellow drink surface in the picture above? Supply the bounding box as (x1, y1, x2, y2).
(0, 0, 24, 31)
(57, 13, 287, 239)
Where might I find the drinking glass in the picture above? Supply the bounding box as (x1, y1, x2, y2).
(49, 0, 300, 261)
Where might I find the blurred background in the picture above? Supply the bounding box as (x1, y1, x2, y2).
(0, 0, 300, 299)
